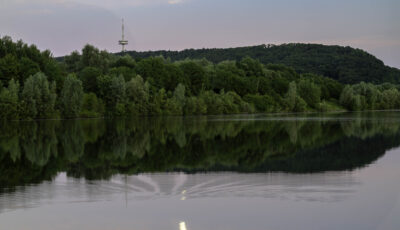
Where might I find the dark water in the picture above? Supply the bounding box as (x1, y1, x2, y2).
(1, 112, 400, 230)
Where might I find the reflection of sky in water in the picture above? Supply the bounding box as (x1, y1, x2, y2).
(0, 148, 400, 230)
(0, 171, 357, 213)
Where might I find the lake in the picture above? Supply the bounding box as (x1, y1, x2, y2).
(1, 112, 400, 230)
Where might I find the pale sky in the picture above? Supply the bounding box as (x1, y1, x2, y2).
(1, 0, 399, 68)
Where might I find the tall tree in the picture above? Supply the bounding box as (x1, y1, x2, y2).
(21, 72, 57, 119)
(60, 74, 84, 118)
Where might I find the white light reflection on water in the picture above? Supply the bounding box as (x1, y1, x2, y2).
(179, 221, 187, 230)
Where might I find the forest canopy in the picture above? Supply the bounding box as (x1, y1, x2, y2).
(1, 36, 400, 120)
(121, 44, 400, 84)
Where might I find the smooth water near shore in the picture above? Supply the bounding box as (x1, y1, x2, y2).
(1, 112, 400, 230)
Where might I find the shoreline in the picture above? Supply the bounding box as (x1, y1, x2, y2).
(5, 109, 400, 122)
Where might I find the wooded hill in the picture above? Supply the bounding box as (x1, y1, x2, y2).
(122, 44, 400, 84)
(2, 36, 400, 120)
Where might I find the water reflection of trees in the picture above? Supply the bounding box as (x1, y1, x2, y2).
(1, 112, 400, 189)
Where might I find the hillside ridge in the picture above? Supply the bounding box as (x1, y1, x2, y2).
(119, 43, 400, 84)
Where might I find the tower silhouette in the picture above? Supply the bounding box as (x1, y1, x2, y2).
(118, 19, 128, 52)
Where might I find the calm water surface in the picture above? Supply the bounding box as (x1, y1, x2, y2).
(1, 112, 400, 230)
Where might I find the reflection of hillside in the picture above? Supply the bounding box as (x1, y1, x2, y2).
(253, 134, 400, 173)
(1, 112, 400, 190)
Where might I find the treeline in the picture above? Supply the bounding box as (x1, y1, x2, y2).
(339, 82, 400, 111)
(121, 43, 400, 84)
(2, 36, 400, 120)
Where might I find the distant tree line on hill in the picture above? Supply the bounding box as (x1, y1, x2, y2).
(1, 36, 400, 120)
(122, 44, 400, 84)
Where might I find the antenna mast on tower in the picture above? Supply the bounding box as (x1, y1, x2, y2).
(118, 18, 128, 52)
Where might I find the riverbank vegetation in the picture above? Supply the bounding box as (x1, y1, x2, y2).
(1, 36, 400, 120)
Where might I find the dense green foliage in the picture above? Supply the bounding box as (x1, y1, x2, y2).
(122, 44, 400, 84)
(339, 82, 400, 111)
(60, 74, 84, 118)
(0, 79, 19, 120)
(20, 72, 58, 119)
(2, 36, 400, 120)
(0, 36, 63, 88)
(1, 113, 399, 189)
